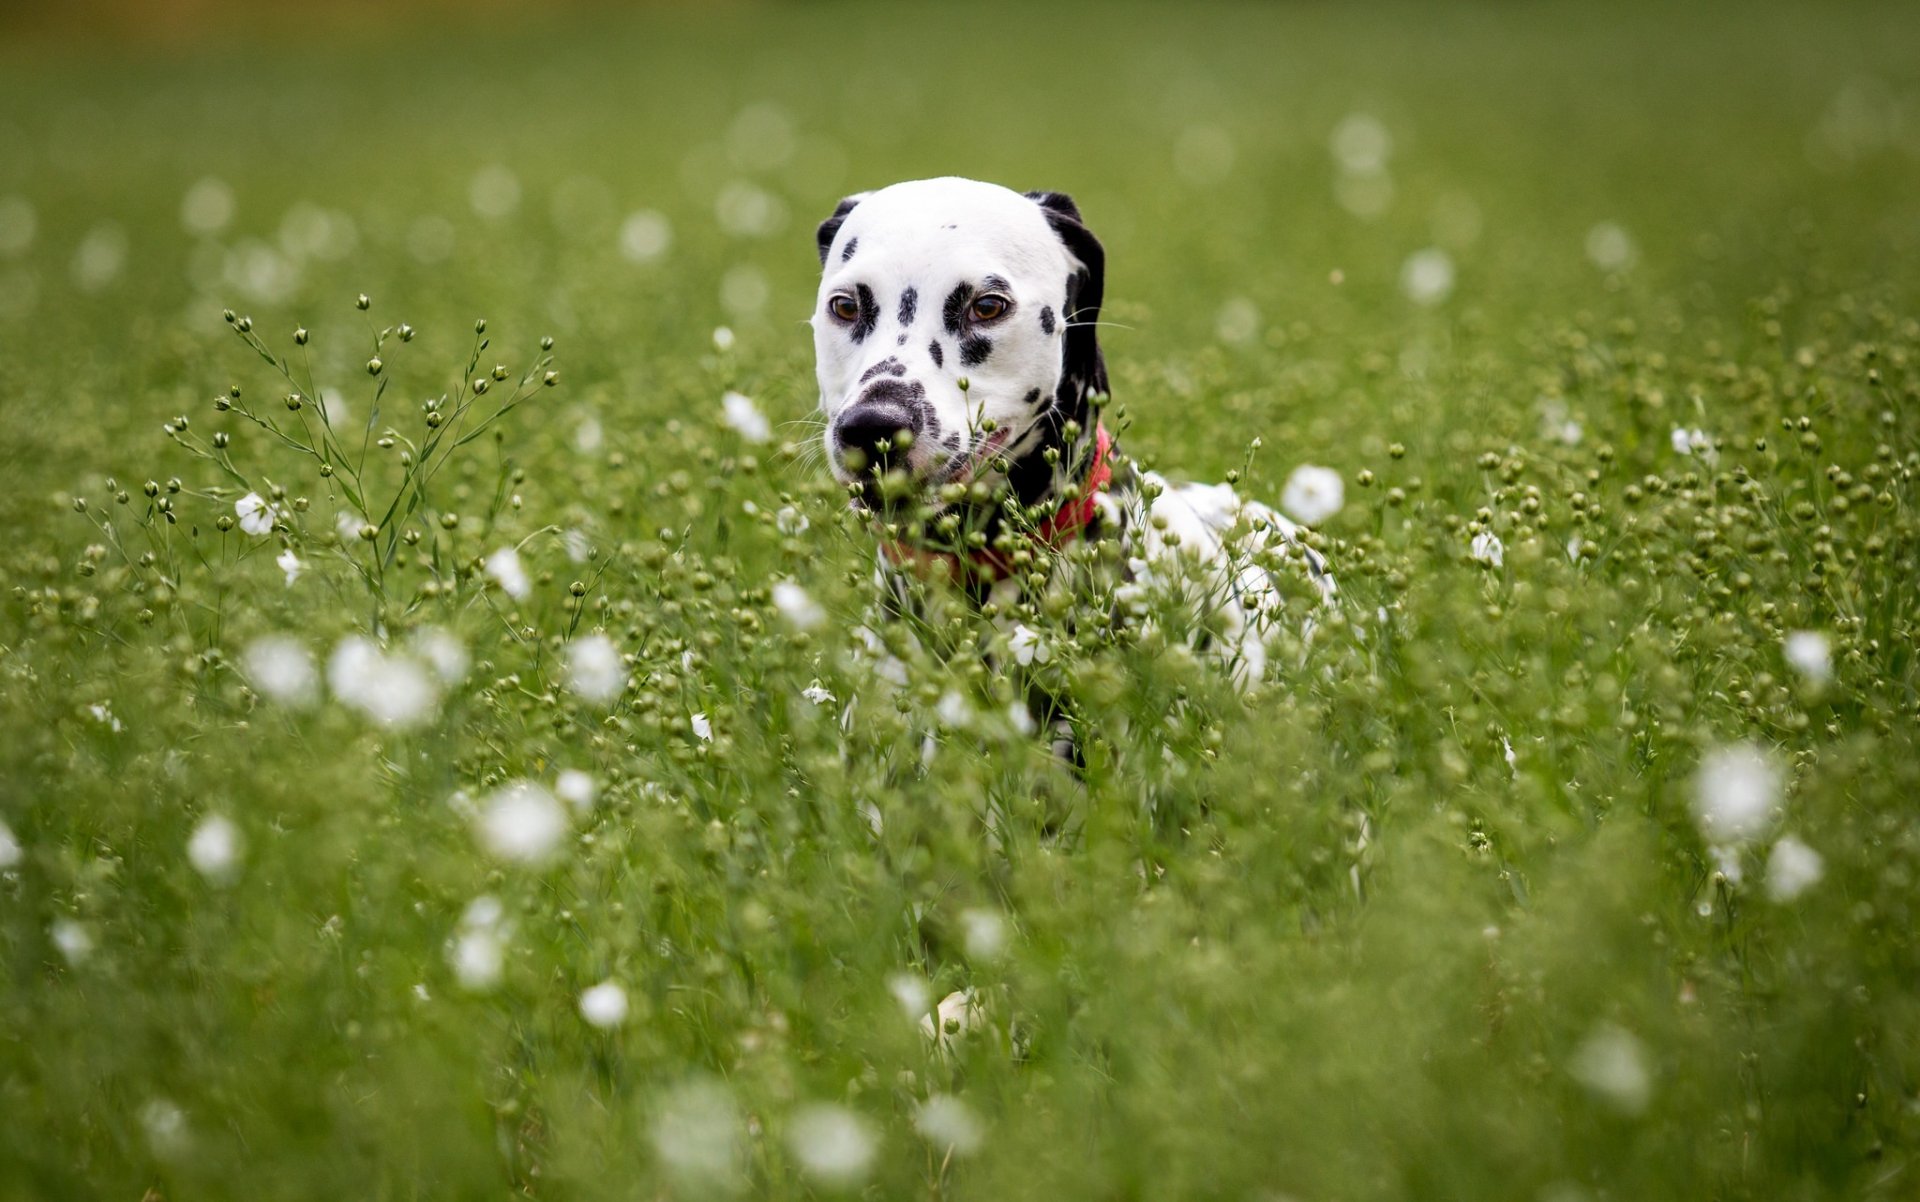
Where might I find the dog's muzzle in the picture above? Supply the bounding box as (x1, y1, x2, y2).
(832, 379, 925, 475)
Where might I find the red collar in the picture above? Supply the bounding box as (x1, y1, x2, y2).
(883, 424, 1113, 584)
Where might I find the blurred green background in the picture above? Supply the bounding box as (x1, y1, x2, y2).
(2, 2, 1918, 1199)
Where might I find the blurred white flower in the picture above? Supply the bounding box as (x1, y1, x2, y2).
(712, 326, 736, 352)
(328, 636, 439, 728)
(1766, 836, 1825, 903)
(776, 505, 809, 535)
(566, 632, 627, 703)
(888, 972, 931, 1020)
(1569, 1023, 1652, 1114)
(234, 492, 278, 536)
(619, 209, 672, 263)
(555, 769, 598, 812)
(1007, 701, 1037, 736)
(1400, 247, 1455, 306)
(139, 1098, 189, 1158)
(691, 712, 713, 741)
(936, 690, 972, 729)
(1586, 221, 1638, 271)
(1214, 296, 1259, 344)
(474, 780, 568, 865)
(51, 918, 93, 964)
(772, 580, 825, 631)
(245, 635, 318, 707)
(960, 908, 1009, 960)
(1692, 743, 1781, 845)
(485, 546, 531, 600)
(914, 1095, 985, 1157)
(1280, 464, 1345, 525)
(469, 164, 521, 219)
(1470, 531, 1504, 567)
(720, 263, 770, 316)
(186, 814, 243, 884)
(787, 1104, 877, 1187)
(579, 979, 630, 1028)
(715, 180, 787, 238)
(0, 818, 18, 868)
(721, 391, 771, 443)
(411, 627, 470, 685)
(1669, 426, 1717, 464)
(72, 222, 127, 292)
(573, 414, 604, 453)
(1007, 624, 1049, 667)
(1330, 112, 1393, 174)
(276, 547, 303, 586)
(180, 176, 235, 235)
(802, 681, 837, 707)
(451, 926, 504, 991)
(1783, 631, 1831, 684)
(652, 1079, 744, 1188)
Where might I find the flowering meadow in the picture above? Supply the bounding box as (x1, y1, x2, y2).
(3, 3, 1918, 1198)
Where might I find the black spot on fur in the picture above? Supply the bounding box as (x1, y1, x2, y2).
(928, 340, 944, 368)
(840, 236, 858, 263)
(941, 283, 973, 336)
(1024, 388, 1042, 406)
(897, 333, 908, 346)
(959, 337, 993, 367)
(850, 283, 879, 343)
(1039, 305, 1055, 335)
(859, 357, 907, 384)
(897, 286, 917, 327)
(814, 192, 866, 265)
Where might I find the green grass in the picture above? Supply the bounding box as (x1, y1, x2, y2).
(3, 2, 1919, 1197)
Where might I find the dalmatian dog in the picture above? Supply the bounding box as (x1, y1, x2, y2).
(810, 176, 1333, 696)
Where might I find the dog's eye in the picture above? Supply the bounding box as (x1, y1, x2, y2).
(828, 294, 860, 323)
(969, 294, 1011, 322)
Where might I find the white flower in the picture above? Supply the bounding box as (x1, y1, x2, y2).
(180, 176, 235, 235)
(234, 492, 278, 536)
(1586, 221, 1637, 271)
(772, 580, 825, 631)
(1280, 464, 1344, 525)
(721, 390, 771, 443)
(776, 505, 809, 535)
(1400, 247, 1455, 306)
(1330, 111, 1392, 174)
(1006, 701, 1036, 736)
(275, 547, 303, 585)
(1669, 426, 1717, 463)
(555, 769, 598, 812)
(1007, 624, 1049, 667)
(712, 326, 736, 352)
(327, 636, 438, 728)
(565, 632, 627, 703)
(936, 690, 972, 729)
(51, 918, 93, 965)
(335, 510, 362, 542)
(474, 781, 569, 864)
(0, 817, 20, 869)
(88, 702, 123, 731)
(1766, 836, 1825, 903)
(244, 635, 318, 707)
(802, 681, 837, 706)
(579, 980, 630, 1028)
(485, 546, 531, 600)
(411, 627, 470, 685)
(914, 1095, 985, 1157)
(1570, 1023, 1652, 1114)
(887, 972, 932, 1020)
(960, 908, 1009, 961)
(139, 1098, 189, 1158)
(652, 1079, 744, 1187)
(451, 927, 504, 991)
(787, 1104, 877, 1187)
(186, 814, 243, 883)
(618, 209, 672, 263)
(1692, 742, 1781, 845)
(690, 712, 713, 741)
(1783, 631, 1832, 684)
(1470, 531, 1504, 567)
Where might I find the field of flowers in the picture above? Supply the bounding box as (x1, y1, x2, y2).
(2, 2, 1918, 1198)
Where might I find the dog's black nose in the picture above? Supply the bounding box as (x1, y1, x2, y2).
(833, 401, 919, 472)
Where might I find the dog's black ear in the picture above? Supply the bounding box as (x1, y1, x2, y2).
(1026, 190, 1108, 403)
(815, 192, 870, 265)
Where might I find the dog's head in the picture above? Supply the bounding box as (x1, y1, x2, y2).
(810, 177, 1106, 508)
